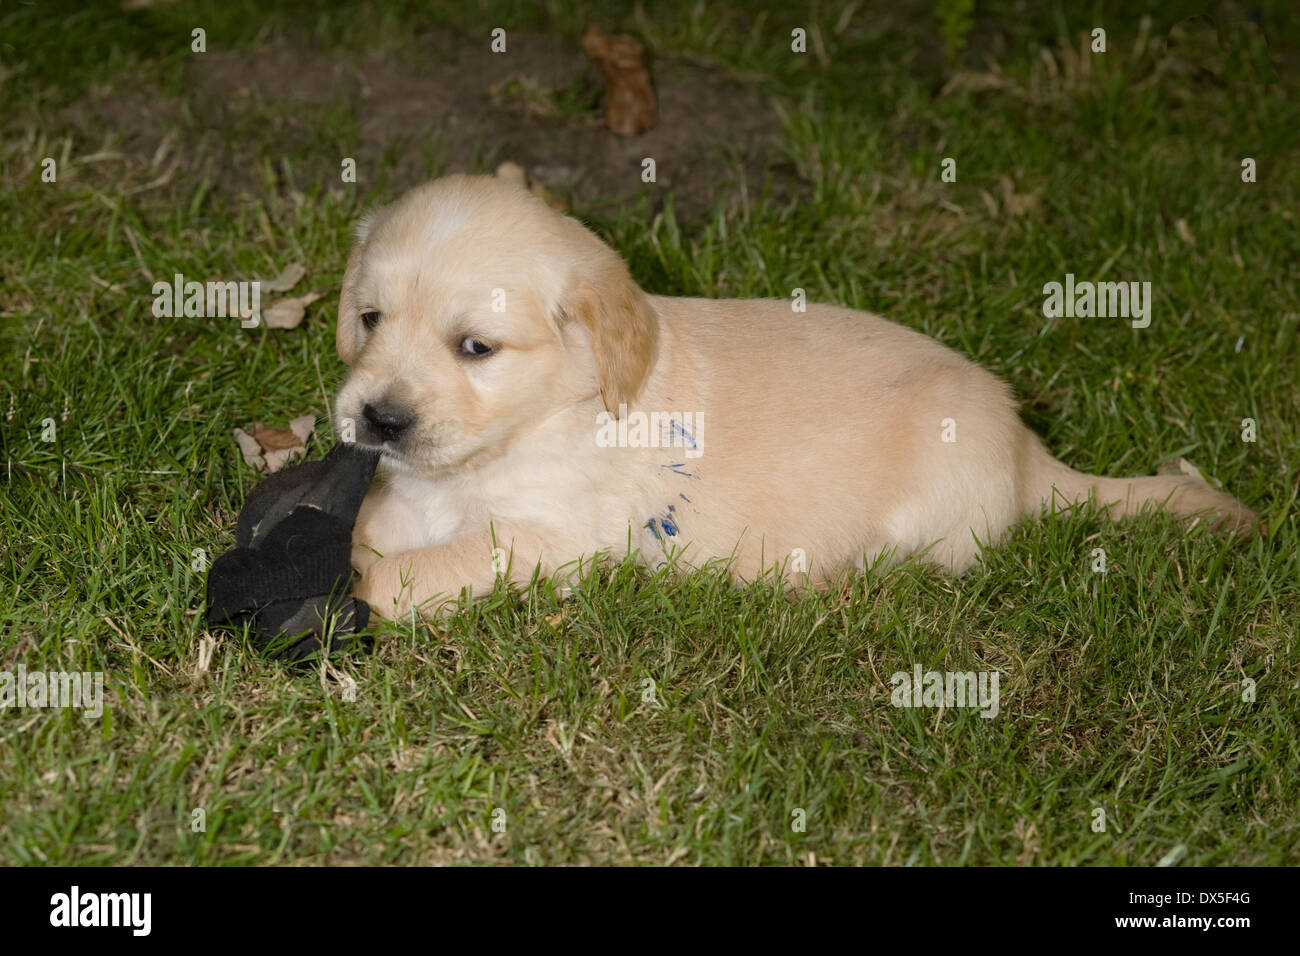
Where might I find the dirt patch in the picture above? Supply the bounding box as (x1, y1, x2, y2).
(55, 27, 800, 220)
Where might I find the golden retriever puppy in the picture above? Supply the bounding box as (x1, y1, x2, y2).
(333, 174, 1257, 619)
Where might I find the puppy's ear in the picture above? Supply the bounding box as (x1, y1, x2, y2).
(563, 250, 659, 416)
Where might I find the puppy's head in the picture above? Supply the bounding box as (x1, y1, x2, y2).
(334, 175, 657, 472)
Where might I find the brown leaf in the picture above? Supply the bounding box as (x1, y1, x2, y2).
(582, 25, 656, 135)
(999, 175, 1041, 216)
(261, 292, 322, 330)
(260, 262, 307, 293)
(1174, 218, 1197, 246)
(233, 415, 316, 473)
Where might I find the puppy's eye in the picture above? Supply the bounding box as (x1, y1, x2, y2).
(361, 310, 381, 330)
(460, 337, 494, 358)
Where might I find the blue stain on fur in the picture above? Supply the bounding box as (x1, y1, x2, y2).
(646, 507, 679, 540)
(660, 505, 679, 536)
(662, 463, 697, 479)
(670, 422, 698, 450)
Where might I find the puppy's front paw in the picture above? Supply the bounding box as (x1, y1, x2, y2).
(354, 560, 412, 620)
(354, 557, 464, 621)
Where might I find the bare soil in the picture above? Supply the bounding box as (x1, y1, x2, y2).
(55, 27, 801, 219)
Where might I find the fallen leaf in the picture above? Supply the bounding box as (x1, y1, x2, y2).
(198, 265, 307, 325)
(260, 262, 307, 293)
(999, 175, 1041, 216)
(582, 24, 656, 135)
(261, 292, 322, 330)
(234, 415, 316, 473)
(1174, 218, 1197, 246)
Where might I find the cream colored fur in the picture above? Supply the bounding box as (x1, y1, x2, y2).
(332, 175, 1257, 619)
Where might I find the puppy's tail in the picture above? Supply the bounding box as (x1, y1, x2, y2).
(1021, 441, 1260, 537)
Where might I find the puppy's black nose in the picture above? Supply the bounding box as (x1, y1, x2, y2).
(362, 401, 414, 443)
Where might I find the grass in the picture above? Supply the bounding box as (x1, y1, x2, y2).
(0, 0, 1297, 865)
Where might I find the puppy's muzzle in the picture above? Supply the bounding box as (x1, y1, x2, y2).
(361, 400, 415, 444)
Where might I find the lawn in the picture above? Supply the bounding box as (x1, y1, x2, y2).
(0, 0, 1296, 865)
